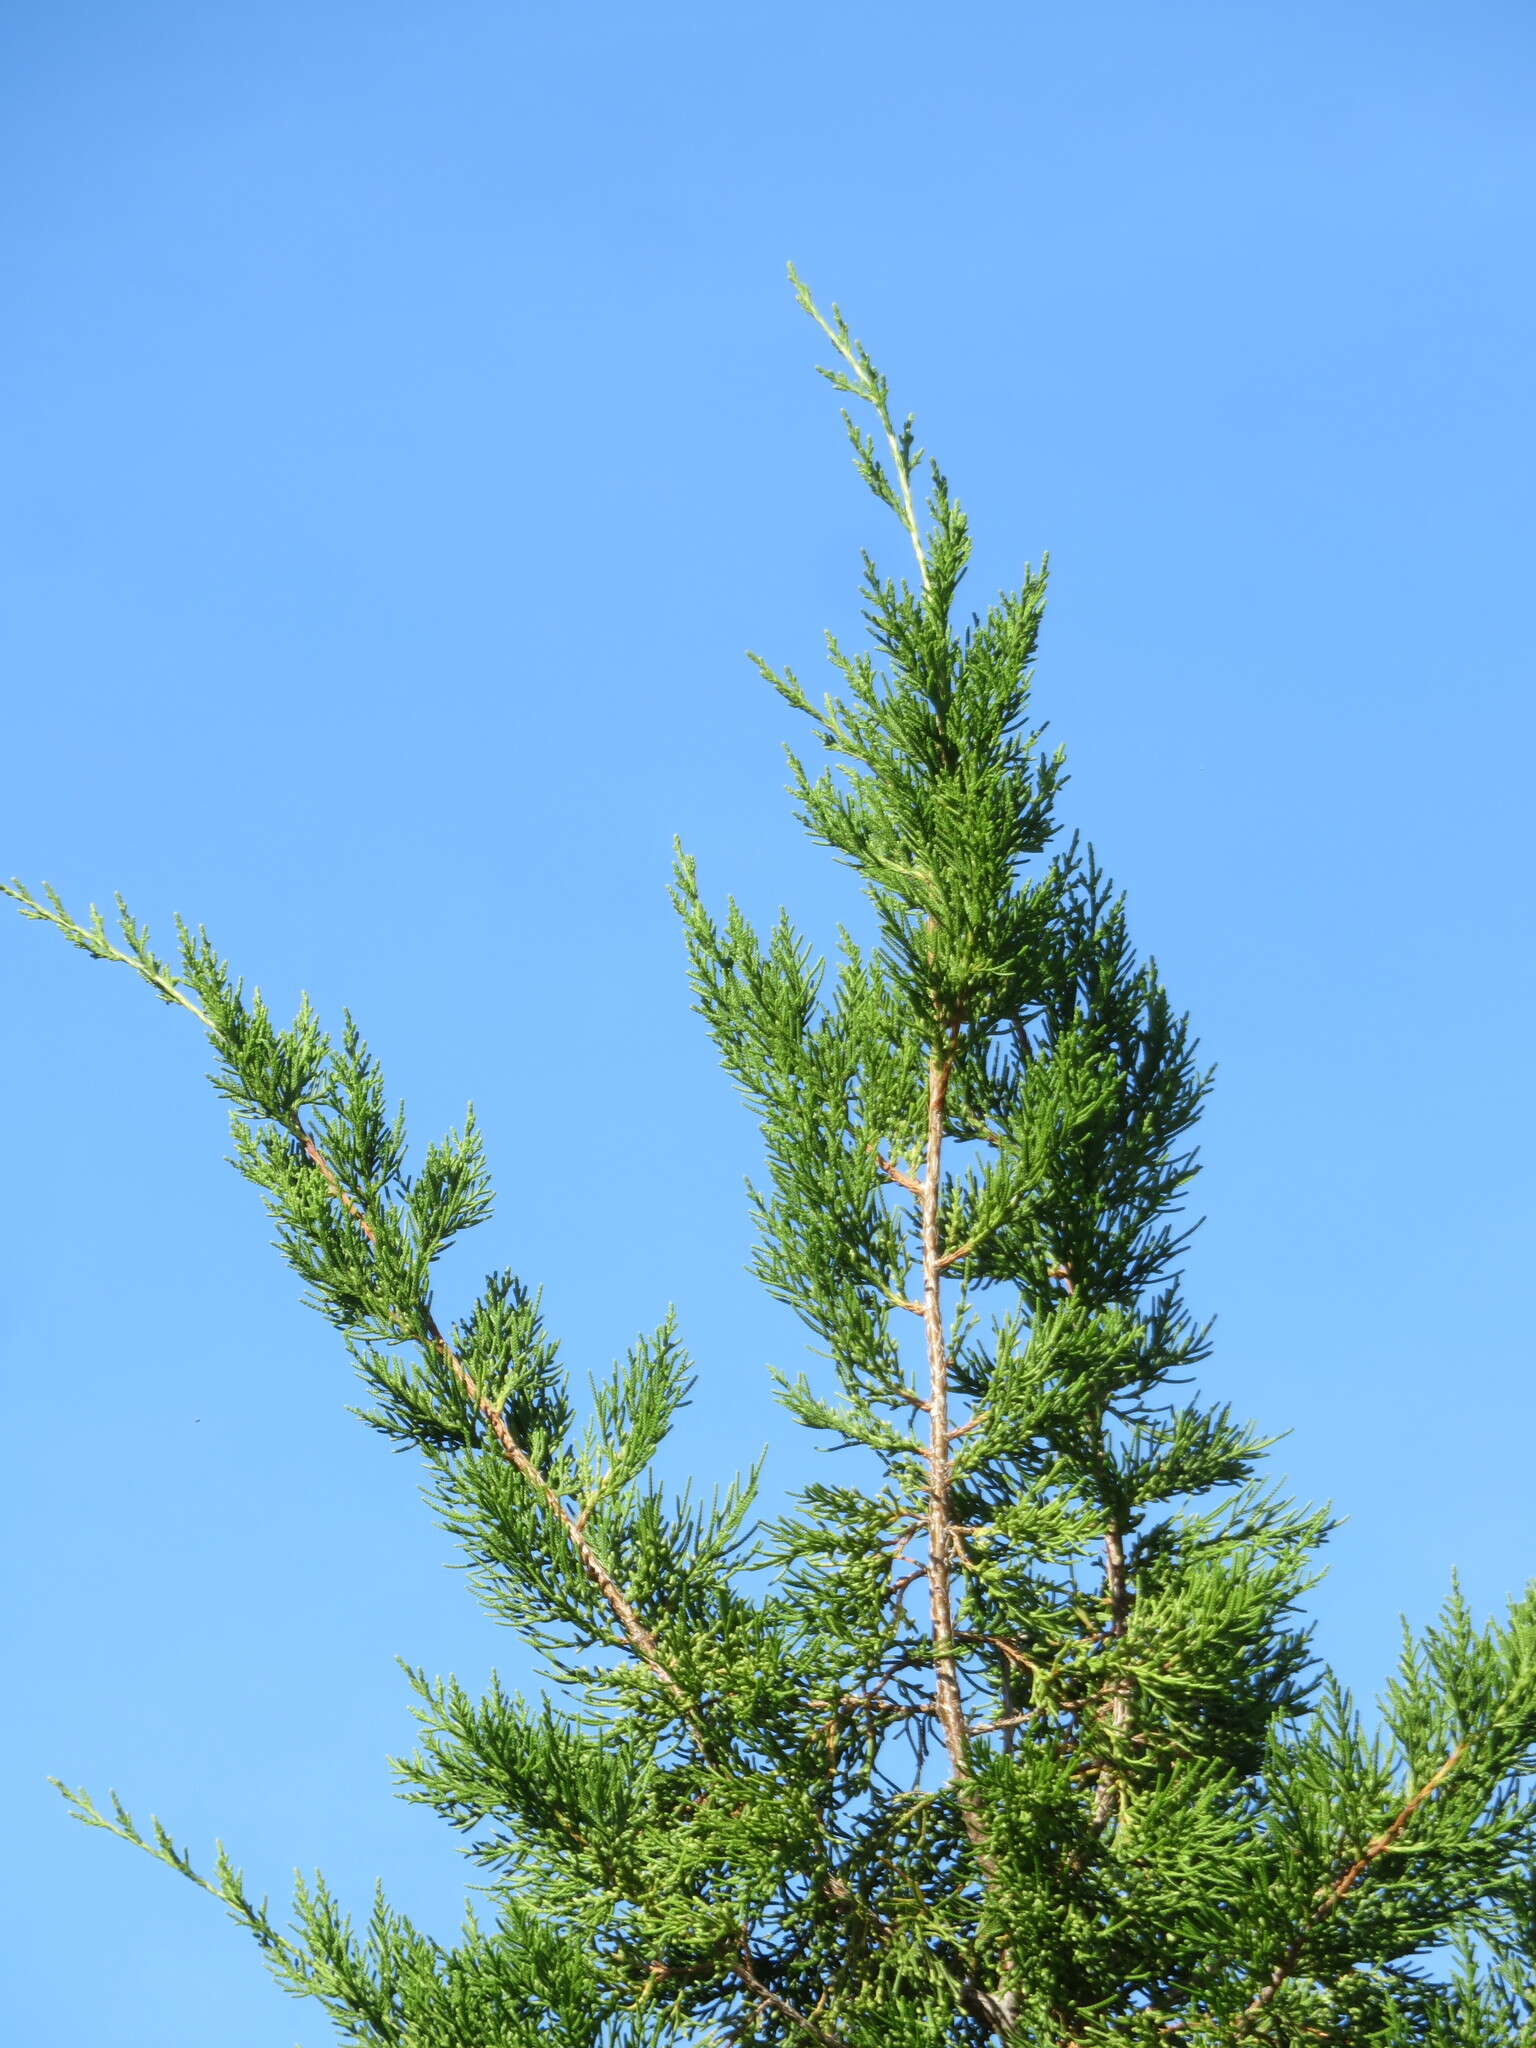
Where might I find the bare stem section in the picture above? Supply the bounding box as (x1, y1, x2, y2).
(1091, 1514, 1133, 1833)
(921, 1045, 971, 1787)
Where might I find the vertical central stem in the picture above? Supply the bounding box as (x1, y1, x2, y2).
(922, 1045, 970, 1782)
(1091, 1514, 1132, 1832)
(922, 1041, 1016, 2041)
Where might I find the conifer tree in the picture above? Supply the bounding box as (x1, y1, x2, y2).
(8, 273, 1535, 2046)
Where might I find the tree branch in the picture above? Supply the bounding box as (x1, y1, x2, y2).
(921, 1043, 972, 1790)
(287, 1116, 705, 1735)
(1090, 1513, 1133, 1833)
(732, 1948, 846, 2048)
(875, 1151, 924, 1197)
(1233, 1739, 1473, 2036)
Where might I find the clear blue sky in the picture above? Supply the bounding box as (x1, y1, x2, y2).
(3, 3, 1533, 2040)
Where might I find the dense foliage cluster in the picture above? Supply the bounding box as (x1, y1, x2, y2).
(8, 274, 1534, 2045)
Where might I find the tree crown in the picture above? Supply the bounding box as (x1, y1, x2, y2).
(7, 272, 1534, 2047)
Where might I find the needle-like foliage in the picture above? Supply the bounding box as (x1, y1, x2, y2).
(7, 272, 1534, 2046)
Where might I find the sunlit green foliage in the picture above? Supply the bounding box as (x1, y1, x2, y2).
(8, 273, 1533, 2045)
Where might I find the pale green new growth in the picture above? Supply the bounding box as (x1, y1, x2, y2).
(7, 273, 1534, 2045)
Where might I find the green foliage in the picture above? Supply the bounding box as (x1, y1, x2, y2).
(8, 271, 1534, 2044)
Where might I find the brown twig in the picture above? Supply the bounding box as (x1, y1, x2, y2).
(920, 1038, 974, 1793)
(888, 1566, 930, 1602)
(956, 1632, 1046, 1679)
(884, 1290, 928, 1318)
(970, 1710, 1035, 1737)
(891, 1386, 933, 1413)
(875, 1151, 923, 1196)
(290, 1119, 703, 1734)
(1233, 1739, 1472, 2035)
(732, 1948, 846, 2048)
